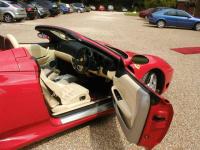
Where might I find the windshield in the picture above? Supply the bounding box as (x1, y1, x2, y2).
(104, 45, 128, 58)
(74, 3, 84, 7)
(7, 1, 22, 8)
(50, 30, 68, 40)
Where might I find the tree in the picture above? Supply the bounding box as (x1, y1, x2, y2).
(194, 0, 200, 17)
(144, 0, 176, 8)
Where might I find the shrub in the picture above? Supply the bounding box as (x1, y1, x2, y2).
(144, 0, 176, 8)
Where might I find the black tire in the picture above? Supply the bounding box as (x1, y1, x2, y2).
(36, 12, 41, 19)
(142, 72, 158, 92)
(4, 14, 13, 23)
(195, 23, 200, 31)
(157, 20, 165, 28)
(16, 18, 24, 22)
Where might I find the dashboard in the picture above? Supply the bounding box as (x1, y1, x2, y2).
(54, 40, 117, 74)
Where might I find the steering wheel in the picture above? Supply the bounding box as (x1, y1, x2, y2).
(72, 47, 93, 74)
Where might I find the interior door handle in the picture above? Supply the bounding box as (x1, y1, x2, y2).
(112, 86, 133, 128)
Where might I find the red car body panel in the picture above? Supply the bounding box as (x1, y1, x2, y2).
(95, 41, 173, 94)
(126, 52, 173, 93)
(138, 99, 173, 149)
(0, 27, 174, 149)
(139, 8, 154, 18)
(98, 5, 106, 11)
(0, 47, 115, 149)
(125, 67, 173, 149)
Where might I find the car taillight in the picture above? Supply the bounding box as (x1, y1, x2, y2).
(26, 8, 33, 11)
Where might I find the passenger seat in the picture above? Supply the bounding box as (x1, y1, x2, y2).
(40, 69, 91, 116)
(42, 68, 78, 83)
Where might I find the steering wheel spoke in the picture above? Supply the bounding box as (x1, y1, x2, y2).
(72, 47, 93, 74)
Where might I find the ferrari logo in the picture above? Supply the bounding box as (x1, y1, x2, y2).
(134, 64, 141, 69)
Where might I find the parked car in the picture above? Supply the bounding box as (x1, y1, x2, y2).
(139, 7, 168, 19)
(122, 7, 128, 12)
(66, 3, 73, 13)
(0, 11, 3, 22)
(58, 3, 70, 14)
(90, 5, 96, 11)
(149, 9, 200, 31)
(85, 5, 91, 12)
(98, 5, 106, 11)
(107, 5, 114, 11)
(34, 0, 60, 16)
(29, 2, 50, 18)
(0, 0, 27, 22)
(0, 25, 174, 149)
(18, 1, 37, 20)
(71, 3, 86, 13)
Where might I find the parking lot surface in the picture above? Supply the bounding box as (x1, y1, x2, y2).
(1, 11, 200, 150)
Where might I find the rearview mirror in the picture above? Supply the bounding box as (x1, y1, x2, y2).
(37, 33, 49, 39)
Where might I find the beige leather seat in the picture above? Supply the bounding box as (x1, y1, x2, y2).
(40, 69, 91, 116)
(5, 34, 20, 49)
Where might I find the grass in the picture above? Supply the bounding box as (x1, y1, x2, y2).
(124, 12, 139, 16)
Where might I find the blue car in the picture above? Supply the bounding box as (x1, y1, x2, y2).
(149, 9, 200, 31)
(59, 3, 70, 14)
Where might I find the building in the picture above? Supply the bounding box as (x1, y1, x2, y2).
(177, 0, 199, 16)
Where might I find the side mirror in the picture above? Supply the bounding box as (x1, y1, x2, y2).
(37, 33, 49, 39)
(132, 55, 149, 64)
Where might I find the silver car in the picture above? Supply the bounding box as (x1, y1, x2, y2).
(0, 0, 27, 23)
(0, 11, 3, 22)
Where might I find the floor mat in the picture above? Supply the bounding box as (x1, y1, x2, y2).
(171, 47, 200, 54)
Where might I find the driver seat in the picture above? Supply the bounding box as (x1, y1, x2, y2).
(5, 34, 20, 49)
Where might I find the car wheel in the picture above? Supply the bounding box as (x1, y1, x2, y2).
(36, 12, 41, 19)
(16, 18, 24, 22)
(4, 14, 13, 23)
(157, 20, 165, 28)
(77, 10, 81, 13)
(142, 72, 158, 92)
(195, 23, 200, 31)
(145, 16, 149, 21)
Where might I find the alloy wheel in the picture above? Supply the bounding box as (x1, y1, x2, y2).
(157, 20, 165, 28)
(143, 72, 158, 92)
(4, 14, 13, 23)
(195, 23, 200, 31)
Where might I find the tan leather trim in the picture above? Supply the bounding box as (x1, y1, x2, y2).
(113, 75, 140, 128)
(54, 51, 72, 63)
(40, 79, 60, 108)
(40, 69, 91, 115)
(112, 74, 150, 143)
(89, 67, 116, 80)
(6, 34, 20, 48)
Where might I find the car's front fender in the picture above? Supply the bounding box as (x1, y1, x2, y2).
(125, 51, 173, 93)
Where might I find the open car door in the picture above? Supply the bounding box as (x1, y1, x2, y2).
(111, 68, 173, 149)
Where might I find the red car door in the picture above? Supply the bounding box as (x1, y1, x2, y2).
(111, 66, 173, 149)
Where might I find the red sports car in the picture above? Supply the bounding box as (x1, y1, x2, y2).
(0, 25, 174, 149)
(98, 5, 106, 11)
(139, 7, 168, 19)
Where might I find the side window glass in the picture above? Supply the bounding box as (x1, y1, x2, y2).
(0, 2, 9, 7)
(177, 11, 189, 17)
(0, 2, 4, 7)
(165, 10, 176, 16)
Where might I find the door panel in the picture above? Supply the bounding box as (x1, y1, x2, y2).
(112, 74, 150, 143)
